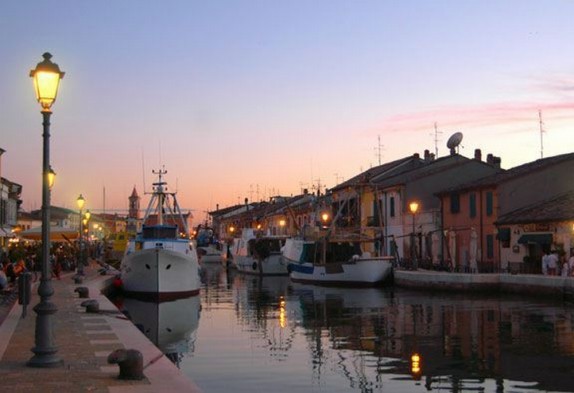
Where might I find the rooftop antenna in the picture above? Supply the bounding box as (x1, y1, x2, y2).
(446, 132, 463, 155)
(433, 122, 442, 157)
(375, 135, 384, 165)
(539, 109, 545, 159)
(334, 173, 343, 185)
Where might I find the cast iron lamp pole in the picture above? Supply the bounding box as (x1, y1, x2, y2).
(409, 201, 419, 270)
(28, 52, 65, 368)
(83, 210, 91, 263)
(76, 194, 85, 276)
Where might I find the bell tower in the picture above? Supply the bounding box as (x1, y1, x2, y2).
(128, 186, 140, 219)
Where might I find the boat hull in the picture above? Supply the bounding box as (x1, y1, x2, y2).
(198, 245, 227, 264)
(234, 252, 288, 275)
(121, 248, 200, 301)
(288, 259, 393, 286)
(283, 238, 393, 286)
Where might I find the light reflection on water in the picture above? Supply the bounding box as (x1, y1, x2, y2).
(122, 264, 574, 392)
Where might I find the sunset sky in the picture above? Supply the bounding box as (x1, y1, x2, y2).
(1, 1, 573, 223)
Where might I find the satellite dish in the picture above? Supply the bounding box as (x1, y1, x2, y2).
(446, 132, 463, 154)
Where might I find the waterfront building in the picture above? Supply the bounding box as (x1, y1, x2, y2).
(0, 148, 22, 249)
(438, 152, 574, 273)
(126, 186, 141, 234)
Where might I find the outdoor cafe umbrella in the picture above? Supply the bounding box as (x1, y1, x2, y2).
(19, 225, 79, 242)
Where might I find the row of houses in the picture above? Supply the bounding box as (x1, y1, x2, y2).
(210, 148, 574, 274)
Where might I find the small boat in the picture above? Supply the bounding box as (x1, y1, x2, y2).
(120, 168, 200, 301)
(283, 237, 394, 286)
(195, 225, 227, 264)
(230, 229, 289, 275)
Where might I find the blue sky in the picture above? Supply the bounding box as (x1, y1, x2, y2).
(1, 1, 573, 220)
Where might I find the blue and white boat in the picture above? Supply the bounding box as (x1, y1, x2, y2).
(283, 237, 393, 286)
(121, 168, 200, 301)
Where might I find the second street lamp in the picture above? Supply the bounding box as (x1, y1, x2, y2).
(409, 201, 420, 270)
(76, 194, 85, 276)
(28, 52, 64, 368)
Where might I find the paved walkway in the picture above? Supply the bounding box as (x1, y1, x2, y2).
(0, 262, 202, 392)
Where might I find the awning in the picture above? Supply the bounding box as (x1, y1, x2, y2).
(19, 226, 80, 242)
(517, 233, 552, 245)
(0, 226, 15, 237)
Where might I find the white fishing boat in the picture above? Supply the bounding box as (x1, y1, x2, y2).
(121, 168, 200, 301)
(283, 237, 393, 286)
(230, 229, 289, 275)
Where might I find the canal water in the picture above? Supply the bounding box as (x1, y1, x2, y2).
(116, 264, 574, 392)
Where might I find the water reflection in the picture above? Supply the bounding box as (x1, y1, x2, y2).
(119, 295, 201, 367)
(147, 264, 574, 392)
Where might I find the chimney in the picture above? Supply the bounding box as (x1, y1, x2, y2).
(486, 153, 494, 164)
(216, 203, 219, 211)
(493, 156, 501, 168)
(429, 153, 435, 161)
(414, 153, 420, 159)
(303, 188, 308, 195)
(244, 197, 249, 211)
(474, 149, 482, 161)
(424, 149, 430, 162)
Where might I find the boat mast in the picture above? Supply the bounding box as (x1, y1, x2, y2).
(152, 168, 167, 226)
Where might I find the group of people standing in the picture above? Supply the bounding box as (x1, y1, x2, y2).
(542, 248, 574, 277)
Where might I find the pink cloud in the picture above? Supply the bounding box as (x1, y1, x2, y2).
(381, 100, 574, 134)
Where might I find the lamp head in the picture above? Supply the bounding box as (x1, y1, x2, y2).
(76, 194, 85, 210)
(409, 201, 420, 214)
(30, 52, 65, 112)
(84, 210, 91, 220)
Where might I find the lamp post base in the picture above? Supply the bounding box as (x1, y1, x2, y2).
(27, 287, 63, 368)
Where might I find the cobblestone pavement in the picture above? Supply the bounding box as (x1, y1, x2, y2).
(0, 266, 149, 392)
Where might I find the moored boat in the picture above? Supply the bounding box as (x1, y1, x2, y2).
(283, 237, 393, 286)
(120, 168, 200, 301)
(195, 225, 227, 264)
(231, 229, 289, 275)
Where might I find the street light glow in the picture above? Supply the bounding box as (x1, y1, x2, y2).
(30, 53, 65, 112)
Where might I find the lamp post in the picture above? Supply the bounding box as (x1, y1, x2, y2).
(76, 194, 85, 276)
(409, 201, 419, 270)
(28, 52, 64, 368)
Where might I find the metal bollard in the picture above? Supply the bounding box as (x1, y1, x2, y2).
(74, 286, 89, 298)
(81, 299, 100, 313)
(18, 272, 32, 319)
(107, 349, 144, 380)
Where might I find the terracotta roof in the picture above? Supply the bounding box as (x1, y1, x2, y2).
(496, 191, 574, 225)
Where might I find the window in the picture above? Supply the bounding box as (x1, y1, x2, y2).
(450, 192, 460, 213)
(469, 193, 476, 218)
(486, 234, 494, 259)
(390, 197, 395, 217)
(486, 192, 493, 216)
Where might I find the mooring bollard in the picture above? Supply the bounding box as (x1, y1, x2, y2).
(80, 299, 100, 313)
(107, 349, 144, 380)
(74, 286, 89, 298)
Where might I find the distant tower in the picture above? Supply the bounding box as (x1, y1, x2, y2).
(128, 186, 140, 219)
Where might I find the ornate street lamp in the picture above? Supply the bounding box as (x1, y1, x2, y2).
(28, 52, 64, 368)
(76, 194, 85, 276)
(409, 201, 420, 270)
